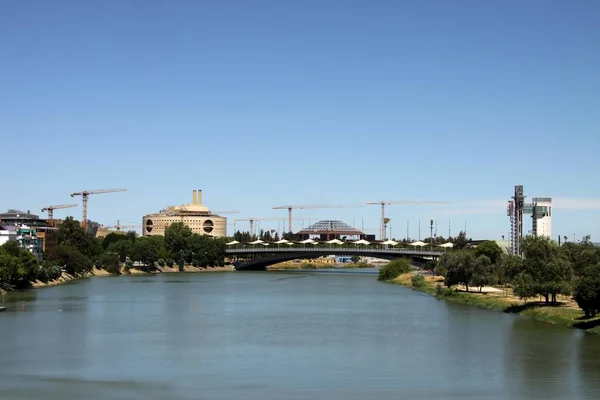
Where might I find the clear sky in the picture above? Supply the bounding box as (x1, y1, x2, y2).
(2, 0, 600, 241)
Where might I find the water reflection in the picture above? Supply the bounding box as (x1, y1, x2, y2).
(2, 273, 600, 400)
(577, 333, 600, 399)
(505, 317, 580, 399)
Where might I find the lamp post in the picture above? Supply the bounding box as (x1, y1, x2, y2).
(430, 219, 434, 250)
(383, 218, 390, 241)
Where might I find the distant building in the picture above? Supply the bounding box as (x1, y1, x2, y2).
(0, 209, 48, 228)
(0, 224, 17, 246)
(142, 190, 227, 238)
(0, 210, 56, 254)
(531, 197, 552, 238)
(15, 225, 43, 261)
(296, 220, 374, 241)
(0, 224, 43, 261)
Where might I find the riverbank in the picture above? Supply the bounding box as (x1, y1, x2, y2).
(391, 273, 600, 335)
(0, 265, 236, 292)
(267, 262, 375, 270)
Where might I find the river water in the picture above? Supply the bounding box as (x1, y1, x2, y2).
(1, 270, 600, 400)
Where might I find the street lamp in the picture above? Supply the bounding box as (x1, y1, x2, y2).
(383, 218, 390, 240)
(430, 219, 434, 250)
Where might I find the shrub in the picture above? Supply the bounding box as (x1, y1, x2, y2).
(300, 262, 317, 269)
(411, 274, 425, 288)
(99, 253, 121, 275)
(378, 258, 411, 281)
(37, 261, 62, 283)
(435, 283, 445, 297)
(435, 283, 454, 297)
(434, 265, 448, 278)
(166, 258, 174, 268)
(157, 258, 165, 267)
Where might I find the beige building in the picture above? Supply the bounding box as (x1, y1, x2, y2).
(142, 190, 227, 238)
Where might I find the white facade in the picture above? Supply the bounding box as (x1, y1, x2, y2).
(0, 229, 17, 246)
(532, 198, 552, 238)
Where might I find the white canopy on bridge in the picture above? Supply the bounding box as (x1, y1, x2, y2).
(438, 242, 454, 248)
(260, 242, 270, 246)
(325, 239, 345, 245)
(298, 239, 318, 244)
(226, 240, 240, 246)
(381, 239, 398, 246)
(353, 239, 370, 245)
(274, 239, 289, 244)
(248, 239, 265, 245)
(408, 241, 427, 247)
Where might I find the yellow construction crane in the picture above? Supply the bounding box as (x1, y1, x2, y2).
(41, 203, 78, 224)
(272, 204, 363, 233)
(71, 188, 127, 231)
(366, 200, 449, 240)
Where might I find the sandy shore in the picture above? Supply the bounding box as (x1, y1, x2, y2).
(4, 264, 236, 292)
(31, 272, 78, 288)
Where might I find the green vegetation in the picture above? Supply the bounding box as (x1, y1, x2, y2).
(411, 274, 425, 288)
(0, 241, 61, 290)
(378, 258, 411, 281)
(0, 219, 230, 290)
(386, 232, 600, 334)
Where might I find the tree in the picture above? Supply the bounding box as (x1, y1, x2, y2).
(55, 217, 98, 257)
(453, 231, 469, 250)
(573, 262, 600, 318)
(562, 237, 600, 276)
(378, 258, 411, 281)
(497, 254, 524, 284)
(471, 255, 493, 292)
(423, 260, 437, 273)
(99, 253, 121, 275)
(106, 240, 132, 263)
(512, 271, 537, 299)
(131, 238, 159, 267)
(351, 255, 361, 263)
(102, 232, 129, 250)
(164, 222, 192, 256)
(514, 236, 574, 304)
(47, 245, 92, 276)
(474, 241, 503, 265)
(146, 235, 168, 260)
(444, 251, 475, 291)
(0, 253, 23, 289)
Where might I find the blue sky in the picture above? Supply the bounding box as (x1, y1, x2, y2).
(2, 0, 600, 240)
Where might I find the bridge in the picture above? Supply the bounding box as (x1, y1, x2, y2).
(226, 246, 444, 270)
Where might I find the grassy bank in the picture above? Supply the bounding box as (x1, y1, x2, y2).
(391, 273, 600, 335)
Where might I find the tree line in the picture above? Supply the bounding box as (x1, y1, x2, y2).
(434, 232, 600, 318)
(0, 218, 229, 290)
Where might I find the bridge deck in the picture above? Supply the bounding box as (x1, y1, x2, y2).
(226, 247, 443, 257)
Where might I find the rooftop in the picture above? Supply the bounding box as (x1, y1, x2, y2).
(297, 220, 364, 235)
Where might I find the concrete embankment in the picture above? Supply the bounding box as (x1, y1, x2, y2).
(390, 272, 600, 335)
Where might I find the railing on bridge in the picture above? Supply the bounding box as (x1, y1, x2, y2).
(225, 247, 444, 257)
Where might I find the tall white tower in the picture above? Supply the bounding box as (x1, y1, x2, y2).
(531, 197, 552, 238)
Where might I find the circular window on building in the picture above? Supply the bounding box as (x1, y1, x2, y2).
(146, 219, 154, 233)
(203, 219, 214, 233)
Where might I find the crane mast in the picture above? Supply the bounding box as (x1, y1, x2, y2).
(71, 188, 127, 231)
(41, 203, 78, 224)
(272, 204, 363, 233)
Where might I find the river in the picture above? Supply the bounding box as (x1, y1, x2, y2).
(1, 271, 600, 400)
